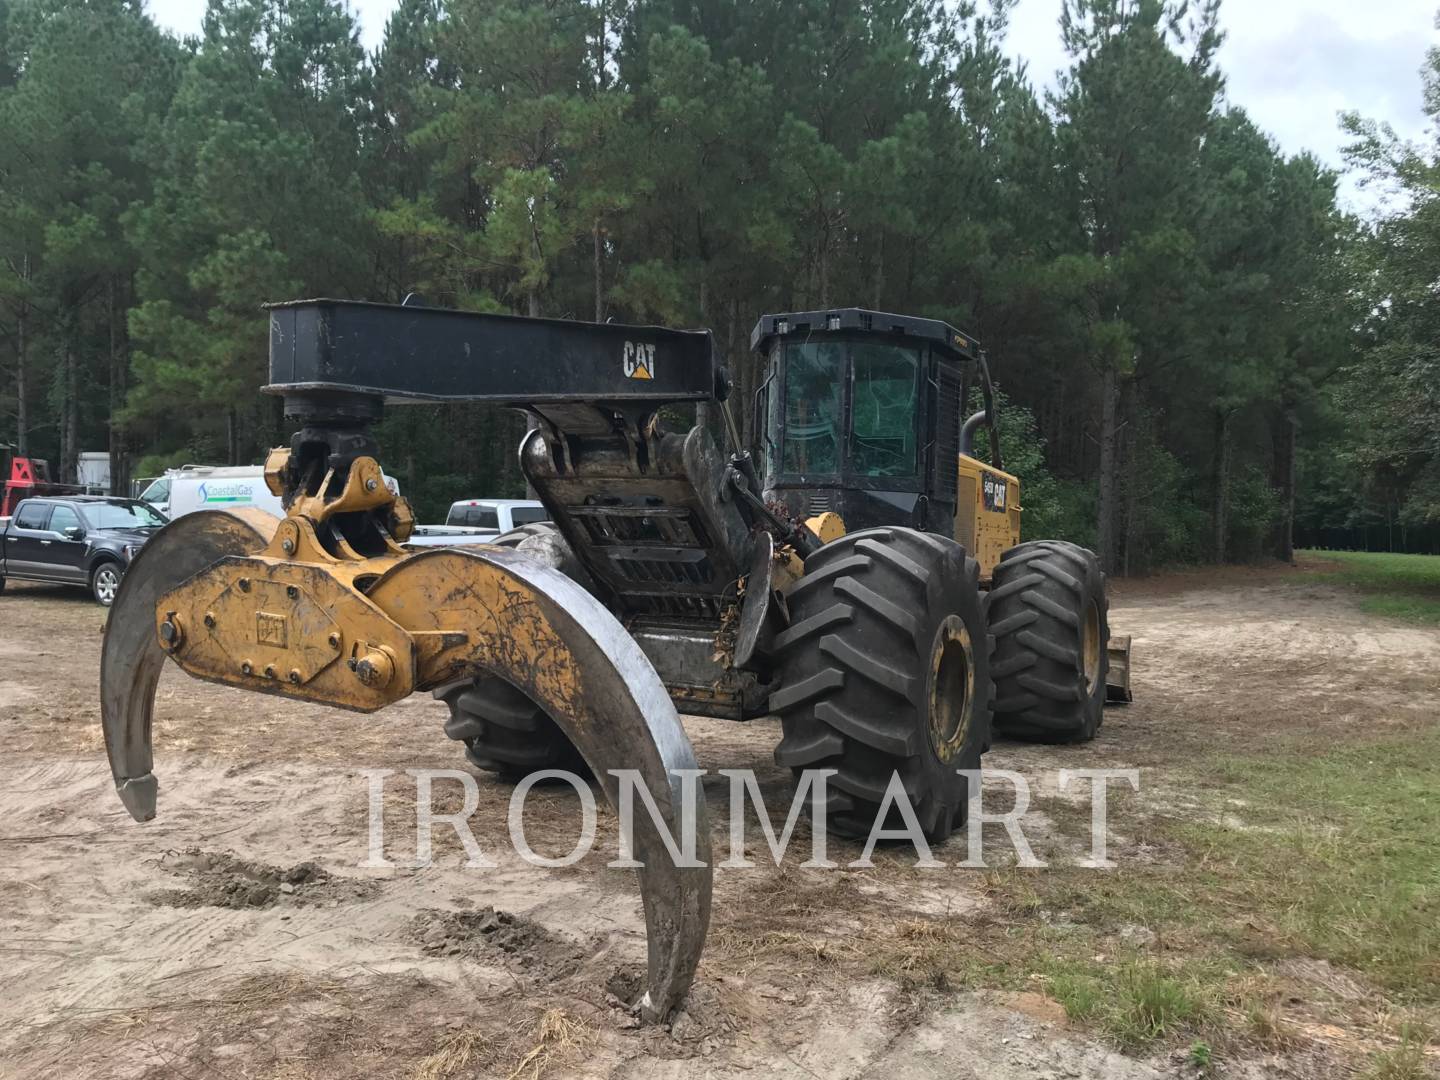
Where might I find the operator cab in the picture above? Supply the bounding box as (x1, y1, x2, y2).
(750, 308, 981, 536)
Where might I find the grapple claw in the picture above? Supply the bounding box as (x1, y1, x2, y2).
(368, 547, 712, 1021)
(100, 509, 279, 821)
(101, 512, 711, 1022)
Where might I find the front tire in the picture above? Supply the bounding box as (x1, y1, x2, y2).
(771, 526, 993, 842)
(91, 562, 122, 607)
(988, 540, 1109, 743)
(438, 522, 589, 779)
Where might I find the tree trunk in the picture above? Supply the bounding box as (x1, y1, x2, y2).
(227, 407, 239, 466)
(15, 284, 27, 456)
(1272, 401, 1298, 563)
(592, 218, 604, 322)
(818, 228, 830, 308)
(1096, 365, 1121, 573)
(107, 276, 125, 495)
(61, 328, 79, 483)
(872, 234, 884, 310)
(1122, 382, 1139, 576)
(521, 288, 540, 495)
(1212, 407, 1232, 563)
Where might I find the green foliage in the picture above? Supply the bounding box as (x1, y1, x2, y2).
(0, 0, 1369, 560)
(993, 390, 1093, 547)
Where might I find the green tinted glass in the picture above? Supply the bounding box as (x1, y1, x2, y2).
(782, 343, 843, 475)
(848, 344, 919, 477)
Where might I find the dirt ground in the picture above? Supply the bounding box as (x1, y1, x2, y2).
(1, 559, 1437, 1079)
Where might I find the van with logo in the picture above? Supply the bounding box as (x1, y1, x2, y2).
(139, 465, 399, 520)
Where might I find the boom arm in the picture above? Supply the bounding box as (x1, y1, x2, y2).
(266, 298, 719, 418)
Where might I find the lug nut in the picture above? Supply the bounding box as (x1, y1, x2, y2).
(281, 537, 295, 555)
(238, 578, 251, 592)
(365, 477, 378, 492)
(158, 617, 183, 652)
(286, 585, 299, 599)
(203, 612, 216, 629)
(240, 661, 253, 676)
(288, 669, 302, 685)
(328, 632, 341, 649)
(263, 665, 276, 679)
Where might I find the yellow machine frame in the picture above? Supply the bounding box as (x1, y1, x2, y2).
(955, 453, 1022, 582)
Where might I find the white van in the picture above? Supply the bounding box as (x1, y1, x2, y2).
(139, 465, 399, 520)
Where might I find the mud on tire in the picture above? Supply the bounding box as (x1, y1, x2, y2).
(437, 522, 590, 779)
(987, 540, 1109, 743)
(770, 526, 993, 842)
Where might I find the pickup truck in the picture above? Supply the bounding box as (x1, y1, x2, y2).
(405, 499, 549, 548)
(0, 495, 168, 605)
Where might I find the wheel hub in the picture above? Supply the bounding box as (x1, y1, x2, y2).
(927, 614, 974, 762)
(1082, 599, 1101, 694)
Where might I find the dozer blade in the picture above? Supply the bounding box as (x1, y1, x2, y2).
(1106, 633, 1134, 703)
(101, 515, 710, 1023)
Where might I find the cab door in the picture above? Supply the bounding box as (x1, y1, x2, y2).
(44, 504, 90, 583)
(5, 501, 54, 577)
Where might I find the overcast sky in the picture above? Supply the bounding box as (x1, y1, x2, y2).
(146, 0, 1440, 213)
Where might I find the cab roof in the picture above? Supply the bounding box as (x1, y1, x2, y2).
(749, 307, 980, 362)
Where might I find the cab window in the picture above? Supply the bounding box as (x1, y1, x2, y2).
(848, 344, 920, 477)
(49, 505, 82, 535)
(780, 343, 844, 476)
(15, 503, 49, 530)
(140, 478, 170, 503)
(450, 506, 499, 529)
(510, 506, 549, 526)
(83, 502, 167, 529)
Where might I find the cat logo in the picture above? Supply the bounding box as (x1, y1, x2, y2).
(623, 341, 655, 380)
(982, 471, 1007, 512)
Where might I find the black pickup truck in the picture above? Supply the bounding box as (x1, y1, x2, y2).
(0, 496, 167, 605)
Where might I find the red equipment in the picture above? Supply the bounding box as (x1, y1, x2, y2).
(1, 453, 85, 517)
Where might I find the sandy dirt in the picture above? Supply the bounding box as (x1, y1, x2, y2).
(1, 560, 1437, 1079)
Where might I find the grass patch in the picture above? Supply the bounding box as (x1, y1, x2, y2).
(1038, 956, 1220, 1049)
(1362, 1039, 1430, 1080)
(1171, 729, 1440, 998)
(970, 724, 1440, 1059)
(1300, 549, 1440, 623)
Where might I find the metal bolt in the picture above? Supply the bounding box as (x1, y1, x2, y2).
(353, 648, 394, 689)
(203, 612, 216, 629)
(238, 578, 251, 592)
(263, 665, 276, 679)
(328, 632, 341, 649)
(286, 584, 299, 599)
(288, 669, 301, 685)
(158, 618, 182, 652)
(281, 537, 295, 555)
(365, 477, 378, 492)
(240, 661, 253, 676)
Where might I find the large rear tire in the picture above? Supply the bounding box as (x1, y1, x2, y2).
(988, 540, 1109, 743)
(437, 522, 590, 779)
(770, 526, 992, 842)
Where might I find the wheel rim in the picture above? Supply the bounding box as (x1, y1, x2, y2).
(96, 568, 119, 604)
(927, 614, 974, 762)
(1082, 599, 1101, 693)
